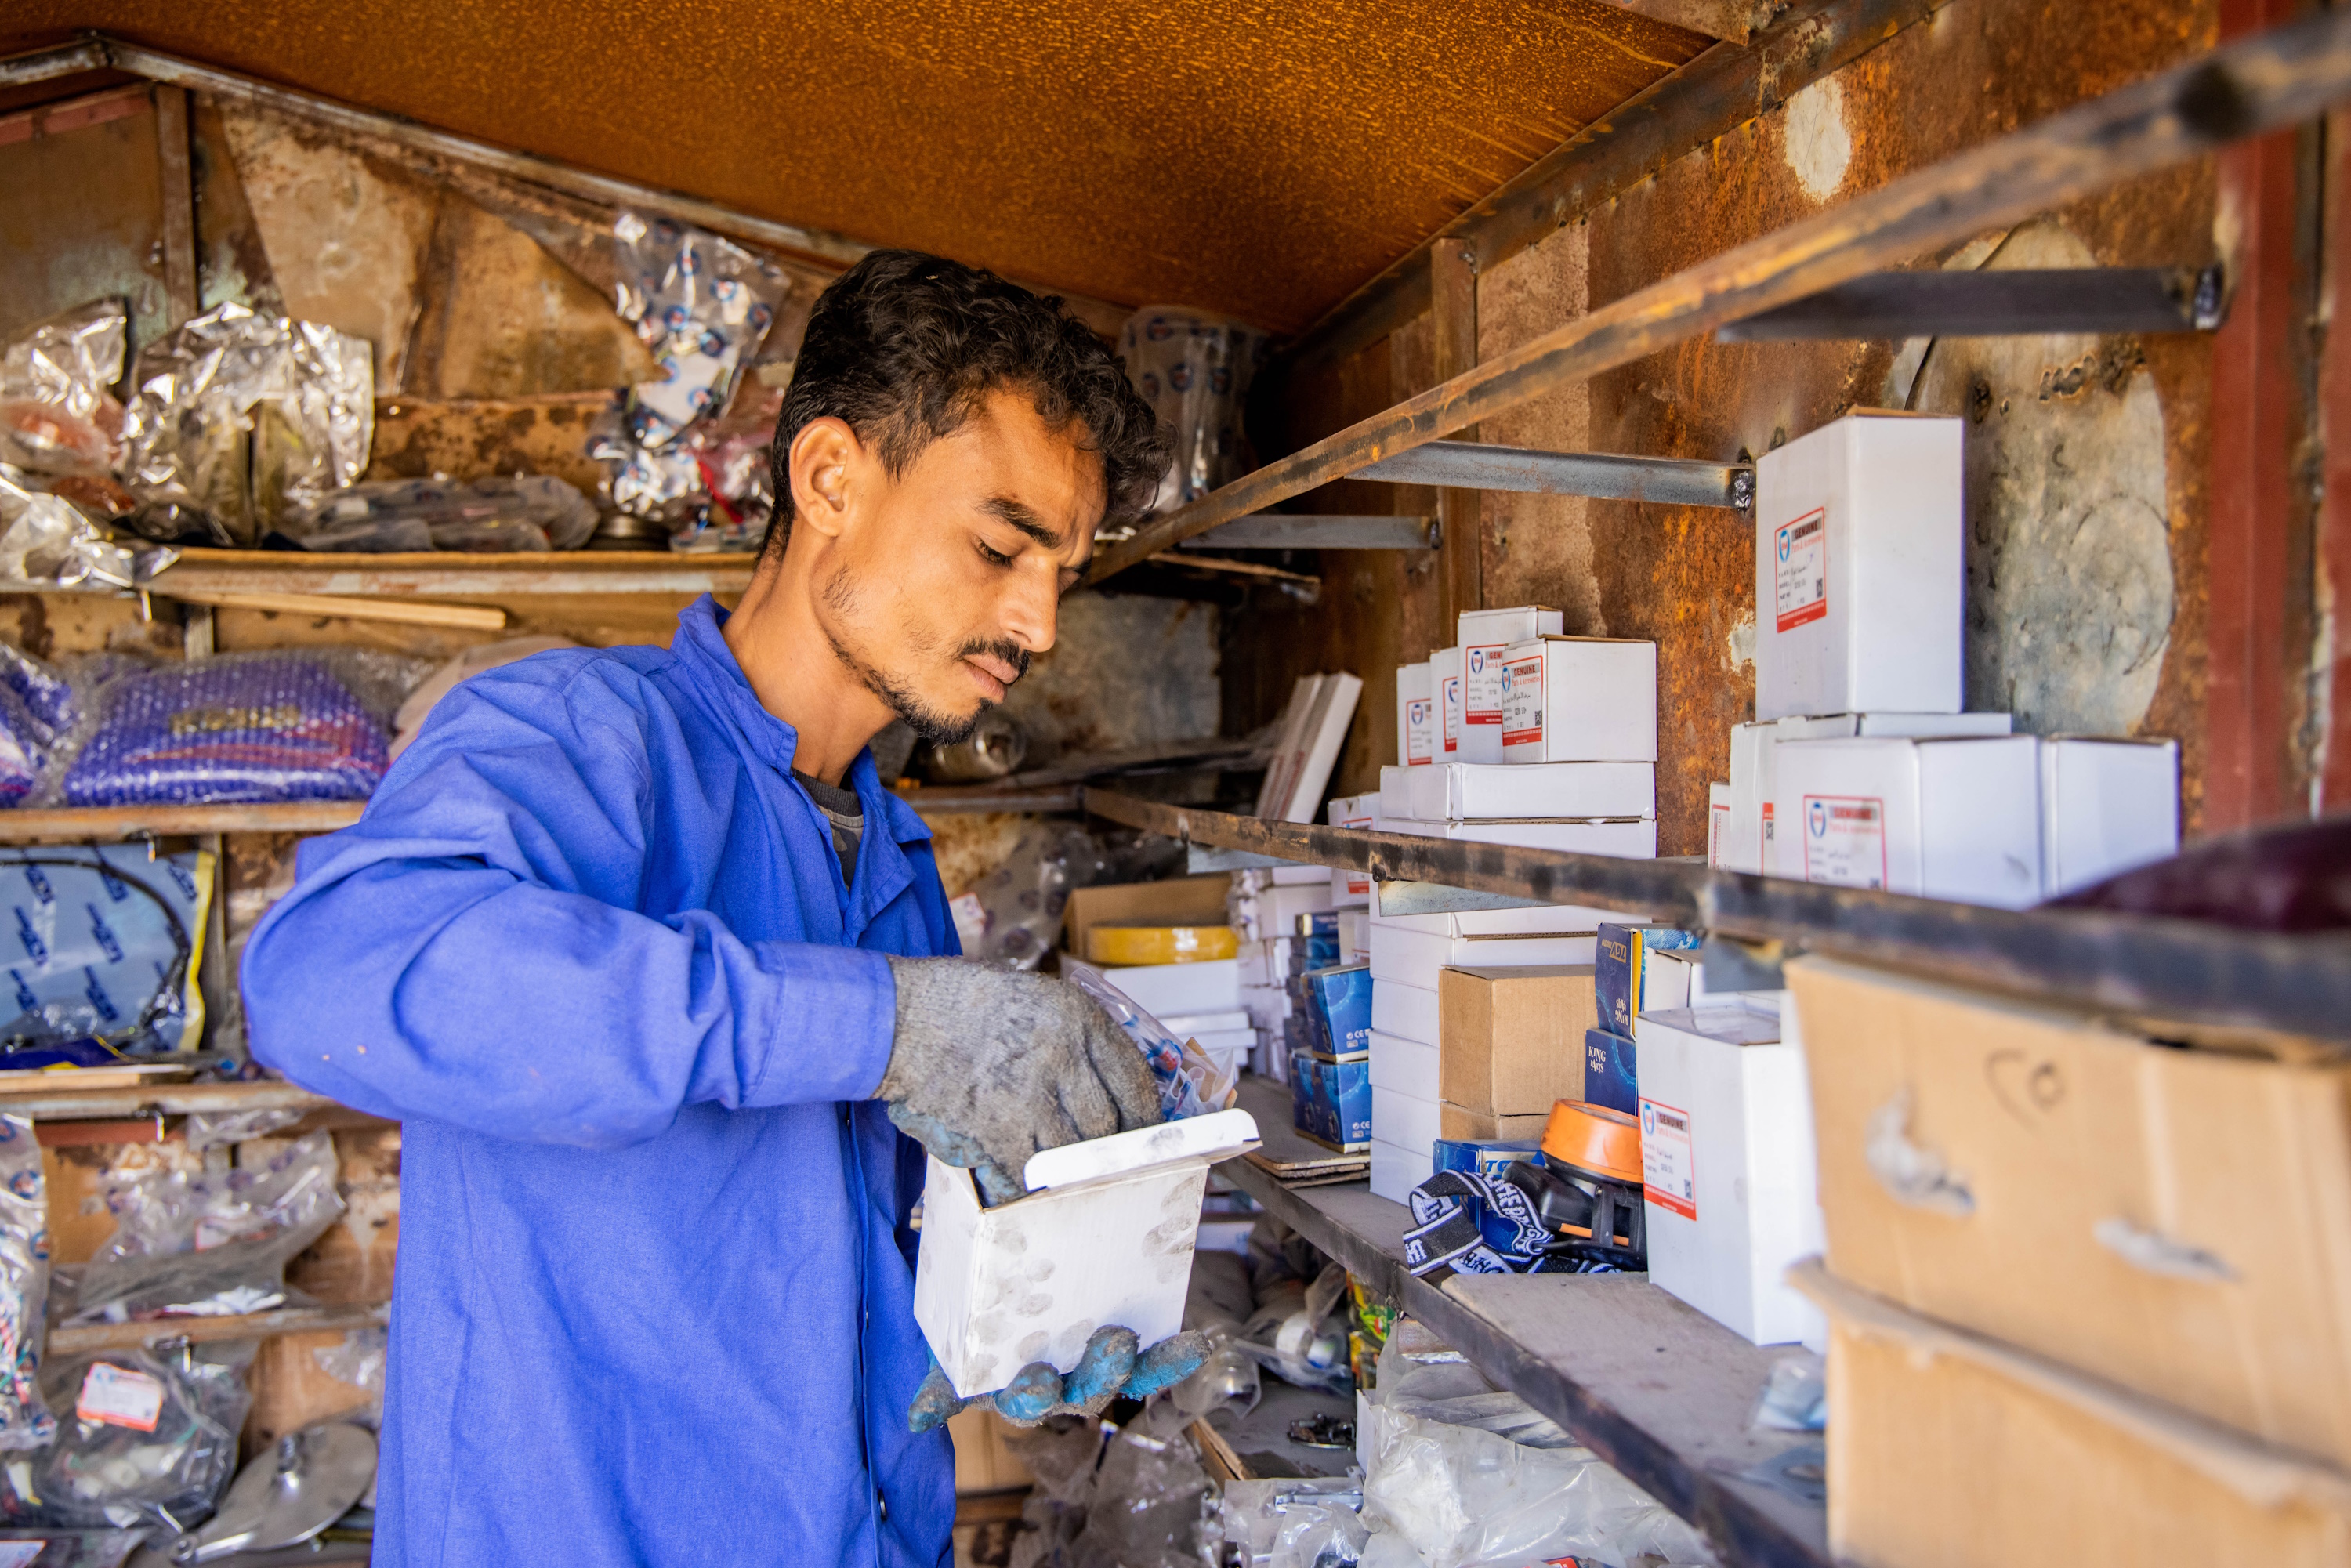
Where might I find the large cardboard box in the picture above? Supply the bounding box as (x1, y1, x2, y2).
(1793, 1262, 2351, 1568)
(2040, 736, 2179, 896)
(949, 1407, 1034, 1494)
(1754, 412, 1963, 720)
(1773, 734, 2041, 907)
(1458, 606, 1562, 762)
(1438, 964, 1597, 1117)
(1439, 1104, 1550, 1142)
(1791, 955, 2351, 1466)
(1498, 636, 1659, 764)
(1063, 875, 1231, 954)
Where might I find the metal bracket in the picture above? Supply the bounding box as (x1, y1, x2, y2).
(1354, 441, 1752, 510)
(1179, 515, 1439, 550)
(1716, 266, 2227, 340)
(1376, 881, 1551, 916)
(1186, 845, 1304, 873)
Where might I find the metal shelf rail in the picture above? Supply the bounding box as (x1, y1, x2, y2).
(1089, 13, 2351, 580)
(1081, 789, 2351, 1045)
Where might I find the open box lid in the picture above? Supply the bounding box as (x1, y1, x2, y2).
(1020, 1108, 1260, 1195)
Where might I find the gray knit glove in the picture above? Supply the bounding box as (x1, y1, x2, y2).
(878, 957, 1164, 1204)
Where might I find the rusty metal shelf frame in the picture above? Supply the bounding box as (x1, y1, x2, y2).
(1092, 12, 2351, 579)
(1715, 264, 2227, 340)
(1353, 441, 1752, 509)
(1179, 515, 1440, 550)
(1081, 789, 2351, 1044)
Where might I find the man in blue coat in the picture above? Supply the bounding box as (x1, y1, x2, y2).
(241, 251, 1186, 1566)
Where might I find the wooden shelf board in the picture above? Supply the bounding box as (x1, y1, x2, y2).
(48, 1300, 388, 1354)
(0, 802, 364, 844)
(143, 549, 758, 599)
(0, 1078, 335, 1122)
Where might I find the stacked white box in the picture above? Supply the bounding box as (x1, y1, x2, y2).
(2039, 737, 2180, 896)
(1458, 607, 1562, 762)
(1497, 637, 1658, 764)
(1378, 816, 1657, 858)
(1754, 413, 1964, 721)
(1371, 979, 1438, 1045)
(1773, 735, 2042, 908)
(1432, 647, 1464, 761)
(1401, 762, 1654, 823)
(1367, 1028, 1439, 1099)
(1327, 792, 1377, 907)
(1369, 1140, 1433, 1204)
(1061, 956, 1241, 1016)
(1396, 662, 1435, 767)
(1730, 712, 2015, 878)
(1227, 875, 1335, 941)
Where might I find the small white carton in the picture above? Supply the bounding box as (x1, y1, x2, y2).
(1370, 1139, 1432, 1204)
(1371, 979, 1438, 1045)
(1404, 762, 1654, 823)
(1754, 413, 1964, 721)
(1773, 735, 2042, 907)
(1371, 900, 1624, 938)
(1732, 712, 2016, 878)
(1367, 924, 1598, 988)
(1459, 607, 1561, 762)
(2040, 737, 2180, 896)
(915, 1107, 1261, 1397)
(1378, 765, 1414, 818)
(1397, 662, 1435, 767)
(1327, 792, 1377, 907)
(1635, 1002, 1824, 1347)
(1367, 1028, 1440, 1100)
(1708, 783, 1731, 869)
(1498, 637, 1658, 763)
(1372, 1085, 1441, 1158)
(1432, 646, 1465, 761)
(1378, 815, 1657, 858)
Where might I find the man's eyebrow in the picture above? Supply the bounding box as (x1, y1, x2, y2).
(980, 496, 1067, 551)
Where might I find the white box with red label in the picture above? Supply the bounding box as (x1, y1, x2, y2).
(1772, 734, 2041, 908)
(1754, 413, 1963, 722)
(1326, 791, 1377, 907)
(1636, 1000, 1824, 1347)
(1402, 761, 1654, 822)
(1396, 662, 1434, 767)
(1432, 646, 1465, 762)
(1730, 712, 2013, 878)
(1708, 782, 1731, 869)
(1495, 636, 1657, 764)
(1457, 608, 1560, 762)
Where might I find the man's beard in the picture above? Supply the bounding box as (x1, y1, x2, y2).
(820, 566, 1029, 744)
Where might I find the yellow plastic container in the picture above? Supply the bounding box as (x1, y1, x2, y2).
(1083, 925, 1240, 966)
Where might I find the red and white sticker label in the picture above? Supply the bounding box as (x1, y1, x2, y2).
(1760, 800, 1774, 873)
(1440, 675, 1462, 754)
(1405, 697, 1434, 765)
(1640, 1098, 1695, 1220)
(1464, 645, 1508, 726)
(1708, 799, 1730, 869)
(1774, 508, 1828, 632)
(78, 1363, 165, 1432)
(1801, 795, 1888, 890)
(1499, 656, 1545, 746)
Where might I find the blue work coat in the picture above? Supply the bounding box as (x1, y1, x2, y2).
(241, 596, 956, 1567)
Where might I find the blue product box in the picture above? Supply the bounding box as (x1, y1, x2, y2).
(1291, 1053, 1372, 1150)
(1300, 963, 1372, 1060)
(1432, 1139, 1542, 1179)
(1582, 1027, 1639, 1115)
(1595, 923, 1704, 1034)
(1297, 911, 1340, 939)
(1301, 933, 1341, 969)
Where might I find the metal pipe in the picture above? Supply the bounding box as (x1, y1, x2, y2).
(1355, 441, 1751, 509)
(1715, 265, 2227, 340)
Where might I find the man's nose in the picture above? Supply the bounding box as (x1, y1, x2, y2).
(1002, 565, 1060, 656)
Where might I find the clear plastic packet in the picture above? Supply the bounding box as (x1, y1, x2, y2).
(608, 214, 785, 451)
(11, 1341, 254, 1530)
(955, 827, 1110, 970)
(0, 300, 128, 480)
(1748, 1350, 1826, 1434)
(116, 303, 372, 546)
(0, 1118, 56, 1456)
(1064, 967, 1238, 1121)
(288, 475, 599, 553)
(0, 847, 210, 1055)
(0, 471, 157, 594)
(1219, 1478, 1369, 1568)
(0, 1530, 143, 1567)
(55, 650, 422, 807)
(181, 1106, 305, 1155)
(0, 648, 77, 751)
(1116, 308, 1272, 519)
(1066, 1407, 1216, 1568)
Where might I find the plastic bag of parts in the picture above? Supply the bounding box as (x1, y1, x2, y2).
(116, 302, 372, 548)
(665, 426, 775, 554)
(1221, 1478, 1369, 1568)
(289, 474, 598, 553)
(313, 1326, 385, 1416)
(0, 300, 128, 480)
(608, 214, 785, 450)
(1166, 1248, 1259, 1424)
(952, 826, 1108, 970)
(1362, 1403, 1715, 1568)
(0, 1117, 56, 1455)
(57, 650, 422, 808)
(0, 1530, 143, 1567)
(2, 1341, 255, 1530)
(1748, 1350, 1825, 1434)
(181, 1106, 305, 1155)
(1065, 967, 1237, 1122)
(1239, 1261, 1353, 1396)
(1067, 1405, 1215, 1568)
(0, 846, 211, 1056)
(1116, 307, 1272, 519)
(61, 1133, 344, 1325)
(0, 472, 161, 596)
(1369, 1321, 1565, 1449)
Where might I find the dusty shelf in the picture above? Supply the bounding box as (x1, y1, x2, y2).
(0, 1078, 337, 1123)
(143, 549, 756, 599)
(47, 1301, 389, 1355)
(0, 802, 364, 844)
(1225, 1078, 1826, 1568)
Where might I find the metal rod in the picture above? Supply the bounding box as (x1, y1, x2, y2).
(1090, 10, 2351, 580)
(0, 40, 107, 89)
(1081, 789, 2351, 1043)
(1179, 516, 1438, 550)
(1715, 266, 2226, 340)
(1356, 441, 1753, 509)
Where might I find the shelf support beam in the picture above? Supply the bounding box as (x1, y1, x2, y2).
(1176, 516, 1438, 551)
(1714, 266, 2226, 340)
(1355, 441, 1752, 509)
(1432, 240, 1484, 625)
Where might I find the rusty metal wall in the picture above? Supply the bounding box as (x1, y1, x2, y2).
(0, 85, 171, 349)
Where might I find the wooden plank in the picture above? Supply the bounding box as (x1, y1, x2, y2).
(1431, 240, 1483, 627)
(0, 1078, 333, 1122)
(153, 549, 758, 599)
(151, 83, 197, 326)
(47, 1301, 387, 1355)
(155, 585, 509, 631)
(1092, 10, 2351, 580)
(0, 801, 363, 845)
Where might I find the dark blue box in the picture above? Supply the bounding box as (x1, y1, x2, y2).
(1300, 963, 1371, 1060)
(1582, 1026, 1639, 1115)
(1431, 1139, 1542, 1179)
(1595, 923, 1704, 1034)
(1291, 1053, 1371, 1150)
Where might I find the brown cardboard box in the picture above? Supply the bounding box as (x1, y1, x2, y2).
(1790, 954, 2351, 1467)
(1437, 965, 1597, 1115)
(1438, 1103, 1552, 1142)
(1791, 1262, 2351, 1568)
(1060, 875, 1230, 957)
(949, 1406, 1034, 1494)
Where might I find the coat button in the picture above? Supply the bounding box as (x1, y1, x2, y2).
(876, 1489, 889, 1522)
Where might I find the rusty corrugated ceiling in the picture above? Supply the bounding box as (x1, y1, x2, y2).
(2, 2, 1707, 333)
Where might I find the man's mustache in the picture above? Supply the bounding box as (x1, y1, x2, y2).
(955, 639, 1032, 688)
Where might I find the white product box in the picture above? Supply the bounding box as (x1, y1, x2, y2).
(1367, 1029, 1440, 1101)
(1378, 765, 1414, 818)
(1373, 1085, 1442, 1156)
(916, 1107, 1262, 1396)
(1238, 983, 1290, 1035)
(1726, 724, 1769, 875)
(1369, 1139, 1432, 1204)
(1378, 817, 1658, 858)
(1367, 925, 1597, 988)
(1371, 979, 1438, 1045)
(1269, 864, 1331, 885)
(1730, 712, 2016, 878)
(1192, 1030, 1255, 1081)
(1066, 957, 1241, 1016)
(1433, 647, 1465, 760)
(1160, 1009, 1251, 1036)
(1708, 783, 1731, 869)
(1459, 607, 1563, 762)
(1498, 637, 1659, 764)
(1404, 762, 1655, 823)
(1754, 413, 1964, 721)
(1339, 907, 1371, 965)
(1236, 938, 1291, 988)
(1397, 662, 1435, 767)
(1369, 900, 1622, 938)
(2040, 737, 2180, 897)
(1635, 1005, 1823, 1347)
(1230, 881, 1335, 940)
(1328, 793, 1377, 906)
(1773, 735, 2042, 908)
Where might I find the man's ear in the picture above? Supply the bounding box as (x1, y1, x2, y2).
(789, 417, 862, 541)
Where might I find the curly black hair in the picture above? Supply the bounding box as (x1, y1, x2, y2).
(764, 250, 1171, 558)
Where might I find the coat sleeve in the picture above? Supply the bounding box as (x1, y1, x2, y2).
(238, 661, 897, 1148)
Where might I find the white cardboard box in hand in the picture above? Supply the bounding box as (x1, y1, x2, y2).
(915, 1107, 1260, 1399)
